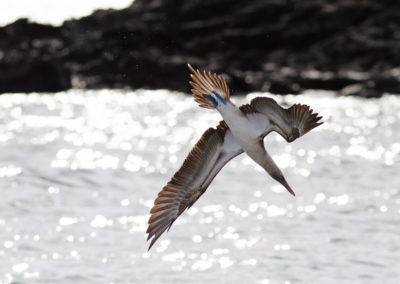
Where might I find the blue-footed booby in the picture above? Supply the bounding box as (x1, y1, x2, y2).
(146, 64, 323, 250)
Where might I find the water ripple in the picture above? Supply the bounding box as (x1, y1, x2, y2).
(0, 89, 399, 283)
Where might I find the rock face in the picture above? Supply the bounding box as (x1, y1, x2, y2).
(0, 20, 71, 93)
(0, 0, 399, 96)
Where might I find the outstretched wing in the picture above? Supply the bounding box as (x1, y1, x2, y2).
(146, 121, 243, 250)
(242, 97, 323, 142)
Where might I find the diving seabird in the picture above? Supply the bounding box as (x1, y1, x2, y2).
(146, 65, 323, 250)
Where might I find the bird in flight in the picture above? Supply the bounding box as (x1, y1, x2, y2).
(146, 64, 323, 250)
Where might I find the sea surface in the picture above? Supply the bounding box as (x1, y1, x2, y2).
(0, 89, 399, 284)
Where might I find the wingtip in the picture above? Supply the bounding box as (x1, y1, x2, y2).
(147, 240, 154, 251)
(147, 233, 159, 251)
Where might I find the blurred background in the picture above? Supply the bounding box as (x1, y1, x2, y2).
(1, 0, 399, 96)
(0, 0, 399, 283)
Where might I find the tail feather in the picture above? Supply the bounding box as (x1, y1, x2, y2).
(188, 64, 230, 109)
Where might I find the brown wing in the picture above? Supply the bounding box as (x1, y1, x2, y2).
(146, 122, 243, 250)
(245, 97, 323, 142)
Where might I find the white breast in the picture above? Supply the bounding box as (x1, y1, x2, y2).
(216, 102, 260, 148)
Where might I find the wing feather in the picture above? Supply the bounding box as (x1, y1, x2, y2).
(244, 97, 323, 142)
(146, 121, 243, 250)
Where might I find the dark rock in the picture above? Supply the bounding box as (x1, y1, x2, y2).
(0, 58, 71, 93)
(269, 80, 301, 95)
(340, 84, 382, 98)
(0, 19, 70, 93)
(0, 0, 399, 97)
(1, 18, 62, 39)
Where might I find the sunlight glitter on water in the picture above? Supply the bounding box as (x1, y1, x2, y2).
(0, 89, 399, 283)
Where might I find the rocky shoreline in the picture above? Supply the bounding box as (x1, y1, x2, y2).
(0, 0, 399, 96)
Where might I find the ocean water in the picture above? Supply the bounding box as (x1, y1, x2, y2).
(0, 89, 399, 284)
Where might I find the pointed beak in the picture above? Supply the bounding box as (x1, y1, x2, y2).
(282, 181, 296, 196)
(273, 175, 296, 196)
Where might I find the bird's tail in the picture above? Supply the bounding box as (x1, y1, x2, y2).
(188, 64, 230, 109)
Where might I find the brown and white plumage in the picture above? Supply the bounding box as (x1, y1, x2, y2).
(146, 65, 323, 250)
(146, 121, 243, 250)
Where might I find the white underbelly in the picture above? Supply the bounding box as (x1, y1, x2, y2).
(223, 113, 259, 148)
(216, 101, 263, 152)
